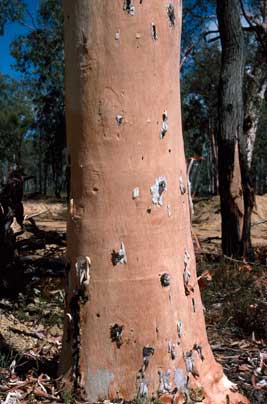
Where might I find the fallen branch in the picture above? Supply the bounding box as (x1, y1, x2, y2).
(196, 250, 267, 268)
(200, 236, 222, 242)
(251, 219, 267, 227)
(24, 209, 49, 220)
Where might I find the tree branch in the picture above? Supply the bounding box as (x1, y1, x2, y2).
(207, 35, 221, 43)
(180, 46, 193, 71)
(204, 29, 219, 39)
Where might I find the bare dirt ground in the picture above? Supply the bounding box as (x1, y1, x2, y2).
(193, 194, 267, 250)
(0, 196, 267, 403)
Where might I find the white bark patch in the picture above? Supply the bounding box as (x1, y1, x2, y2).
(132, 187, 140, 199)
(179, 176, 186, 194)
(2, 392, 22, 404)
(69, 198, 74, 218)
(150, 177, 167, 206)
(75, 256, 91, 287)
(183, 249, 191, 285)
(246, 83, 267, 168)
(160, 110, 168, 139)
(184, 351, 194, 374)
(137, 381, 149, 398)
(174, 368, 187, 391)
(177, 320, 183, 337)
(66, 313, 72, 323)
(168, 341, 176, 360)
(116, 115, 123, 125)
(86, 368, 114, 402)
(167, 203, 172, 217)
(220, 374, 238, 392)
(115, 31, 120, 40)
(111, 242, 127, 265)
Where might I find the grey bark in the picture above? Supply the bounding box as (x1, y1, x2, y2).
(217, 0, 245, 257)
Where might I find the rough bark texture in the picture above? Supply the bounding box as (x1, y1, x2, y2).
(61, 1, 247, 403)
(217, 0, 245, 257)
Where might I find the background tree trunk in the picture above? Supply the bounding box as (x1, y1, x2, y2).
(217, 0, 245, 257)
(241, 46, 267, 256)
(209, 118, 218, 195)
(61, 1, 247, 403)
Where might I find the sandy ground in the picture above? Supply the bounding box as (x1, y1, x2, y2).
(23, 199, 67, 233)
(23, 194, 267, 247)
(192, 194, 267, 247)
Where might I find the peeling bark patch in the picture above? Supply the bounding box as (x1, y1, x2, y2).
(192, 298, 196, 312)
(168, 341, 176, 360)
(151, 23, 158, 40)
(184, 351, 199, 378)
(177, 320, 183, 338)
(69, 199, 83, 221)
(66, 312, 72, 323)
(158, 369, 172, 394)
(179, 176, 186, 194)
(111, 242, 127, 266)
(137, 381, 149, 399)
(86, 368, 114, 403)
(143, 346, 154, 369)
(75, 256, 91, 287)
(150, 177, 167, 206)
(160, 111, 168, 139)
(110, 324, 124, 348)
(137, 346, 154, 397)
(123, 0, 135, 15)
(115, 31, 120, 40)
(167, 203, 171, 217)
(183, 250, 191, 291)
(69, 289, 85, 390)
(193, 343, 204, 361)
(167, 4, 176, 27)
(70, 198, 74, 218)
(160, 273, 170, 287)
(132, 187, 140, 199)
(116, 115, 123, 125)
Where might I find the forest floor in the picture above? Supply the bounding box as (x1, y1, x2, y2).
(0, 196, 267, 403)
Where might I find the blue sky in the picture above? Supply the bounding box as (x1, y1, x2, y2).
(0, 0, 39, 79)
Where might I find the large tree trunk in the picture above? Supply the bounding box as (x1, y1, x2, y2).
(217, 0, 245, 257)
(61, 1, 247, 403)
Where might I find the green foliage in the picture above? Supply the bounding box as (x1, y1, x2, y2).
(0, 73, 33, 170)
(11, 0, 65, 195)
(0, 0, 25, 35)
(61, 390, 75, 404)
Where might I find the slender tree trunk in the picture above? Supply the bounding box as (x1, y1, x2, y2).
(61, 1, 247, 403)
(38, 133, 43, 194)
(209, 119, 218, 195)
(217, 0, 245, 257)
(241, 46, 267, 256)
